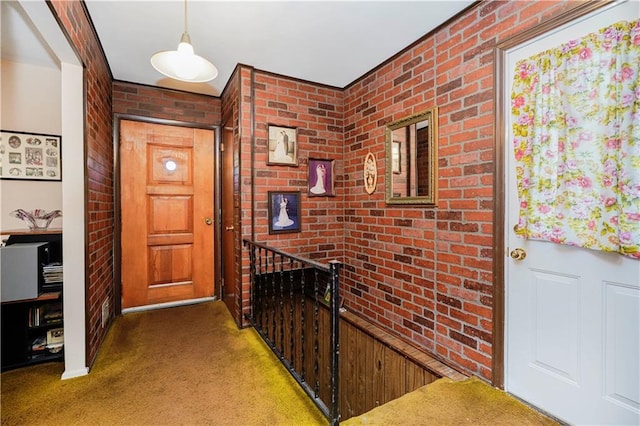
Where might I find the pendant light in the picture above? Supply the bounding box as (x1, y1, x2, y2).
(150, 0, 218, 83)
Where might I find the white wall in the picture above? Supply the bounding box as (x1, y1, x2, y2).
(1, 60, 62, 231)
(4, 0, 88, 379)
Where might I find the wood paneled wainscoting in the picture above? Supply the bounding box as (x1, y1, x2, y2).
(337, 309, 466, 420)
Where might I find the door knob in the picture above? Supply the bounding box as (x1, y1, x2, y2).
(225, 225, 234, 231)
(510, 247, 526, 260)
(205, 217, 213, 225)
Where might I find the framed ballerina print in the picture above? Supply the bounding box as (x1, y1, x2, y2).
(308, 158, 335, 197)
(267, 125, 298, 166)
(1, 130, 62, 181)
(268, 191, 301, 234)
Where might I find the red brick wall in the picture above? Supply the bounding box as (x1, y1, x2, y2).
(239, 67, 255, 322)
(49, 1, 114, 366)
(112, 81, 221, 124)
(230, 70, 344, 324)
(250, 72, 344, 255)
(342, 0, 578, 379)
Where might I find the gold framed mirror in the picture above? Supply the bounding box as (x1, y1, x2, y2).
(385, 107, 438, 205)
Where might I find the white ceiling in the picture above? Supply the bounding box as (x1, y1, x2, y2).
(4, 0, 476, 96)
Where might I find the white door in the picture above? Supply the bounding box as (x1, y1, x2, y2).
(505, 3, 640, 425)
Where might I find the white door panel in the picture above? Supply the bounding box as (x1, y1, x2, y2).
(505, 2, 640, 425)
(604, 284, 640, 411)
(530, 269, 580, 384)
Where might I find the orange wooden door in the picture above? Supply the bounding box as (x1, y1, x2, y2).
(120, 120, 215, 309)
(221, 127, 236, 313)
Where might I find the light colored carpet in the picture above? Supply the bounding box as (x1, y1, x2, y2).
(1, 301, 325, 425)
(342, 376, 558, 426)
(2, 301, 557, 426)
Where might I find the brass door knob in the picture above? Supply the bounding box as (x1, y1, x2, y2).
(225, 225, 234, 231)
(510, 247, 526, 260)
(205, 217, 213, 225)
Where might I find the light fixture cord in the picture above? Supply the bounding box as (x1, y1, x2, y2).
(184, 0, 188, 33)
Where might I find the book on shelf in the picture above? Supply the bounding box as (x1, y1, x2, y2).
(29, 302, 62, 327)
(29, 328, 64, 358)
(29, 306, 40, 327)
(46, 328, 64, 353)
(31, 335, 46, 352)
(42, 262, 63, 284)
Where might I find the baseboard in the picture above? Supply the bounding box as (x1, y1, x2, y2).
(61, 366, 89, 380)
(121, 296, 218, 314)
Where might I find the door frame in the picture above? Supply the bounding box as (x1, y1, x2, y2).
(220, 125, 237, 315)
(113, 114, 221, 315)
(491, 0, 616, 388)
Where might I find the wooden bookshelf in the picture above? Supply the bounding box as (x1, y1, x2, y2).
(1, 228, 62, 236)
(1, 230, 64, 371)
(1, 291, 61, 305)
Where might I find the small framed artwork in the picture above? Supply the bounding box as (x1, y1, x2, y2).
(364, 152, 377, 194)
(322, 284, 344, 309)
(1, 130, 62, 181)
(308, 158, 335, 197)
(323, 284, 332, 306)
(268, 191, 301, 234)
(267, 125, 298, 166)
(392, 141, 401, 174)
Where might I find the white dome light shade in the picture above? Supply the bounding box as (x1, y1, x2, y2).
(151, 32, 218, 83)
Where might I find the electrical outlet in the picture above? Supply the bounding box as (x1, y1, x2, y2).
(101, 299, 109, 328)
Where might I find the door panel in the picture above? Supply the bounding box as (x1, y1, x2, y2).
(505, 3, 640, 425)
(149, 196, 193, 233)
(148, 244, 192, 284)
(604, 283, 640, 410)
(120, 120, 215, 309)
(530, 270, 579, 384)
(149, 147, 191, 183)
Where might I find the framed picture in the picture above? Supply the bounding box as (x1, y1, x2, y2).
(267, 125, 297, 166)
(364, 152, 377, 195)
(323, 284, 332, 305)
(1, 130, 62, 181)
(322, 283, 345, 309)
(268, 191, 301, 234)
(308, 158, 335, 197)
(392, 141, 401, 174)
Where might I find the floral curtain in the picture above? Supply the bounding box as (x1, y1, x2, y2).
(511, 19, 640, 259)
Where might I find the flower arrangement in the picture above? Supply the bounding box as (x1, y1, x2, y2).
(10, 209, 62, 230)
